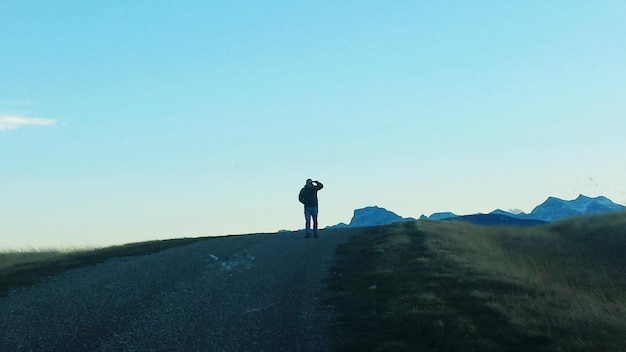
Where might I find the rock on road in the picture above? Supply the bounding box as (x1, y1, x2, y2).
(0, 230, 353, 351)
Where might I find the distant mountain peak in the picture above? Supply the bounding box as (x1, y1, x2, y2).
(428, 212, 457, 220)
(428, 194, 624, 226)
(348, 206, 412, 227)
(530, 194, 624, 222)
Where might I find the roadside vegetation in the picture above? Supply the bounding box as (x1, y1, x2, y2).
(327, 212, 626, 351)
(0, 237, 204, 297)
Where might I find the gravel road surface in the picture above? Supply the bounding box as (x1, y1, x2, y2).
(0, 230, 352, 351)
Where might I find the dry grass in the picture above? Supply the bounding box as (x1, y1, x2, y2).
(0, 248, 94, 271)
(327, 212, 626, 351)
(422, 213, 626, 350)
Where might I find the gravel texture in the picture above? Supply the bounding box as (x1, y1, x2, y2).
(0, 230, 351, 351)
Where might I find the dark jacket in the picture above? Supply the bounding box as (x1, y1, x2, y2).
(299, 182, 324, 207)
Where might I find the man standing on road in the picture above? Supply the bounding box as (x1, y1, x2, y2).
(298, 179, 324, 238)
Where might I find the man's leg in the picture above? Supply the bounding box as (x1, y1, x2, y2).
(312, 207, 319, 237)
(304, 207, 312, 238)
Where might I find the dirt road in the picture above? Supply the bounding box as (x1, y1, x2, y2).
(0, 230, 352, 351)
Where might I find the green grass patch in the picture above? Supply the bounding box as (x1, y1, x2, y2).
(327, 212, 626, 351)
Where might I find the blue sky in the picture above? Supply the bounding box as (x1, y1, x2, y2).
(2, 1, 625, 248)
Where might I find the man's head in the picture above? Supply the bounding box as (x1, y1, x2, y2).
(306, 178, 313, 186)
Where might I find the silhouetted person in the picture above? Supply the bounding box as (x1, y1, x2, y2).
(298, 179, 324, 238)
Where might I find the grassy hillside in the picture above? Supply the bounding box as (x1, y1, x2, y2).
(2, 213, 625, 351)
(327, 212, 626, 351)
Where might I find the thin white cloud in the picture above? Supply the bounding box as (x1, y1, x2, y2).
(0, 115, 57, 131)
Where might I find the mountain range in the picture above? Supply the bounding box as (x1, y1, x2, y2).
(336, 194, 625, 228)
